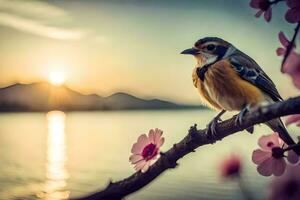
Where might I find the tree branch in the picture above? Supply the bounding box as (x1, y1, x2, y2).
(74, 96, 300, 200)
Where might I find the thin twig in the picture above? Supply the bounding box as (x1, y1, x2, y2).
(281, 22, 300, 72)
(270, 0, 285, 4)
(284, 142, 300, 151)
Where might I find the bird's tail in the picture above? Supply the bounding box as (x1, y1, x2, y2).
(265, 118, 300, 155)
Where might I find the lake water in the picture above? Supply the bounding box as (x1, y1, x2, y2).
(1, 110, 297, 200)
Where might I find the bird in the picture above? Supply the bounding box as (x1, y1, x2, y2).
(181, 37, 300, 154)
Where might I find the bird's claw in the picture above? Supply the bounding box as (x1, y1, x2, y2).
(235, 105, 251, 126)
(206, 116, 222, 143)
(205, 110, 226, 143)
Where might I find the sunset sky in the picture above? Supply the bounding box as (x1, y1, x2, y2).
(0, 0, 298, 104)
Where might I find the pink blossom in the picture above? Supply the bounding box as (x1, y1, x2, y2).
(283, 51, 300, 89)
(285, 0, 300, 23)
(252, 133, 286, 176)
(268, 164, 300, 200)
(287, 150, 300, 164)
(285, 114, 300, 127)
(250, 0, 272, 22)
(276, 31, 291, 56)
(129, 128, 164, 173)
(219, 154, 242, 179)
(276, 31, 300, 89)
(252, 133, 299, 176)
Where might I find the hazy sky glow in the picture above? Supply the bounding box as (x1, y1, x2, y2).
(0, 0, 298, 104)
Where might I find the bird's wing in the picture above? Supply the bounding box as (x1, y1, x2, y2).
(229, 52, 283, 102)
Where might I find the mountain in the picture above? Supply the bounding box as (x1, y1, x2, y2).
(0, 82, 204, 112)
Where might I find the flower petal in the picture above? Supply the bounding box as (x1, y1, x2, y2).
(285, 7, 300, 23)
(157, 137, 165, 148)
(286, 0, 300, 8)
(131, 134, 149, 154)
(153, 128, 163, 145)
(278, 31, 290, 47)
(285, 115, 300, 126)
(257, 157, 274, 176)
(283, 51, 300, 73)
(283, 50, 300, 89)
(272, 158, 286, 176)
(149, 155, 158, 166)
(291, 70, 300, 89)
(220, 154, 242, 178)
(276, 47, 286, 56)
(250, 0, 262, 8)
(287, 150, 299, 164)
(131, 143, 141, 154)
(148, 129, 155, 144)
(264, 8, 272, 22)
(258, 133, 281, 150)
(134, 160, 146, 171)
(138, 133, 149, 145)
(252, 149, 272, 164)
(141, 161, 150, 173)
(129, 154, 143, 164)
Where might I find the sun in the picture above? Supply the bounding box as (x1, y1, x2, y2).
(49, 71, 65, 86)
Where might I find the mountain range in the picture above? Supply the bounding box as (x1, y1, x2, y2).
(0, 82, 204, 112)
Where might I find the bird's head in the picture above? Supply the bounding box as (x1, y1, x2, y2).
(181, 37, 235, 66)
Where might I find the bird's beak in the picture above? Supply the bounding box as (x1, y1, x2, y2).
(180, 48, 199, 55)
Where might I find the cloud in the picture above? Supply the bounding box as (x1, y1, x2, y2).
(0, 0, 68, 20)
(0, 0, 88, 40)
(0, 13, 86, 40)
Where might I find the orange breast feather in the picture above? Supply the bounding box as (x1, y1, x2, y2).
(193, 60, 264, 111)
(193, 67, 222, 110)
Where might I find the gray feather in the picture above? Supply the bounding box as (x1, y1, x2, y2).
(229, 51, 283, 102)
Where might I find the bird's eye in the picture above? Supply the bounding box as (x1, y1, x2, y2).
(206, 44, 216, 51)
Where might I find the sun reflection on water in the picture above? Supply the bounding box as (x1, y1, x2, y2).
(38, 111, 69, 200)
